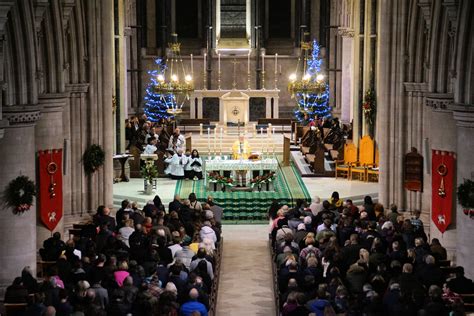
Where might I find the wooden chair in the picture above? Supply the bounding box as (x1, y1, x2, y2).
(351, 136, 375, 181)
(335, 142, 357, 179)
(367, 148, 379, 182)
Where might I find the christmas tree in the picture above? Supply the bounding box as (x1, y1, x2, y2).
(291, 40, 331, 123)
(144, 58, 175, 122)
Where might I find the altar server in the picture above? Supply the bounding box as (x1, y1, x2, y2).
(164, 149, 186, 179)
(187, 149, 203, 180)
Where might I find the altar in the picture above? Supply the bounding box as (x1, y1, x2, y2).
(189, 89, 280, 123)
(204, 158, 278, 188)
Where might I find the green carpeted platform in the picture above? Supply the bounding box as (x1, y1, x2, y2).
(174, 158, 311, 223)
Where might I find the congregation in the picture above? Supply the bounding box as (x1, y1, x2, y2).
(3, 194, 223, 316)
(270, 193, 474, 316)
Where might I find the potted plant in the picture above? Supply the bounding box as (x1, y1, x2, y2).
(83, 144, 105, 174)
(457, 179, 474, 218)
(141, 163, 158, 195)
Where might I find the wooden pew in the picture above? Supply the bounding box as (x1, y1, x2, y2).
(257, 118, 292, 132)
(178, 118, 210, 133)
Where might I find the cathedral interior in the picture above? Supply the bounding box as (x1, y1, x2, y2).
(0, 0, 473, 314)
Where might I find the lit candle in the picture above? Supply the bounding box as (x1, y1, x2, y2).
(274, 53, 278, 74)
(218, 53, 221, 74)
(262, 53, 265, 72)
(190, 54, 194, 78)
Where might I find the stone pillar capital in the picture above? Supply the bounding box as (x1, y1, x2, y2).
(65, 83, 89, 94)
(38, 93, 69, 113)
(451, 104, 474, 128)
(3, 105, 42, 127)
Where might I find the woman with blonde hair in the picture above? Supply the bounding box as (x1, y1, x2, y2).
(114, 261, 130, 287)
(119, 219, 135, 247)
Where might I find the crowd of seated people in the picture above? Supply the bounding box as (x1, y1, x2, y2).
(269, 192, 474, 316)
(4, 194, 222, 316)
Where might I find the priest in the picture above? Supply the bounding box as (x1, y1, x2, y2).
(232, 134, 252, 160)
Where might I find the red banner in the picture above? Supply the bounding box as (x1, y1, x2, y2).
(39, 149, 63, 231)
(431, 150, 456, 233)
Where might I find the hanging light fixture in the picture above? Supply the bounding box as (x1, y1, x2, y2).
(154, 34, 194, 115)
(288, 33, 327, 110)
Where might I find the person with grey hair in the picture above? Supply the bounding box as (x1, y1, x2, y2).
(199, 221, 217, 245)
(179, 288, 208, 316)
(309, 195, 323, 216)
(417, 255, 444, 288)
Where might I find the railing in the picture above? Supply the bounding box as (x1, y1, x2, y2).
(269, 237, 280, 316)
(209, 237, 224, 316)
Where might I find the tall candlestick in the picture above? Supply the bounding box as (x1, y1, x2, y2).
(260, 127, 264, 156)
(207, 127, 211, 156)
(214, 127, 217, 154)
(274, 53, 278, 74)
(190, 54, 194, 78)
(218, 53, 221, 73)
(220, 127, 223, 154)
(247, 53, 250, 74)
(262, 53, 265, 73)
(203, 53, 207, 90)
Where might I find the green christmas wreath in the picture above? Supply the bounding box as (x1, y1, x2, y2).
(83, 144, 105, 174)
(3, 175, 36, 214)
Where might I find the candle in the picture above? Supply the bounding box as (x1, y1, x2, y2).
(207, 127, 211, 154)
(214, 127, 217, 153)
(220, 127, 223, 153)
(218, 53, 221, 73)
(191, 54, 194, 78)
(204, 53, 207, 74)
(262, 53, 265, 72)
(274, 53, 278, 74)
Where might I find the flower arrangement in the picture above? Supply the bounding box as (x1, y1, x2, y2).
(250, 172, 276, 188)
(457, 179, 474, 217)
(208, 172, 234, 186)
(141, 163, 159, 184)
(2, 175, 36, 214)
(83, 144, 105, 174)
(362, 89, 376, 135)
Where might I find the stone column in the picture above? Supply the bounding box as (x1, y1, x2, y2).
(265, 96, 271, 118)
(339, 30, 354, 124)
(198, 96, 203, 118)
(35, 94, 68, 248)
(101, 0, 115, 209)
(273, 95, 279, 118)
(0, 106, 40, 290)
(452, 105, 474, 278)
(375, 0, 392, 207)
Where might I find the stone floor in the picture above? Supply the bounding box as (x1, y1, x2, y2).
(215, 225, 276, 316)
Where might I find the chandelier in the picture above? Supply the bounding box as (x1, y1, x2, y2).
(288, 37, 327, 111)
(155, 34, 194, 115)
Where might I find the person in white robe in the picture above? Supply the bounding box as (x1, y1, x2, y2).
(143, 137, 158, 154)
(164, 149, 186, 179)
(168, 128, 186, 153)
